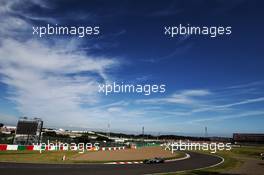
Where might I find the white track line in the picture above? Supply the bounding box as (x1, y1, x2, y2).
(165, 153, 190, 162)
(104, 153, 190, 165)
(144, 153, 225, 175)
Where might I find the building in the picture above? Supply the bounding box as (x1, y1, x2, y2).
(233, 133, 264, 143)
(13, 117, 43, 145)
(0, 125, 16, 134)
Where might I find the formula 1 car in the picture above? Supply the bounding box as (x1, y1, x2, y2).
(143, 157, 165, 164)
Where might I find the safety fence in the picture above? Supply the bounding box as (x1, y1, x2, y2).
(0, 144, 126, 151)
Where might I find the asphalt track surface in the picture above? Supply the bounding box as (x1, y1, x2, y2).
(0, 152, 223, 175)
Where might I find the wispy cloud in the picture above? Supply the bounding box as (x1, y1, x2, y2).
(225, 81, 264, 90)
(0, 0, 121, 128)
(192, 97, 264, 113)
(189, 111, 264, 123)
(137, 89, 211, 105)
(136, 85, 264, 123)
(0, 38, 118, 126)
(141, 42, 192, 63)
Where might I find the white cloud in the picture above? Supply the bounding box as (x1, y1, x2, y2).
(0, 0, 119, 128)
(180, 89, 211, 96)
(189, 111, 264, 123)
(137, 89, 211, 105)
(0, 39, 116, 75)
(0, 38, 119, 127)
(192, 97, 264, 113)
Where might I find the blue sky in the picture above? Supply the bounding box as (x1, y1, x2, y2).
(0, 0, 264, 137)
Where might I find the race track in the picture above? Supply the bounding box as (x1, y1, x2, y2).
(0, 152, 223, 175)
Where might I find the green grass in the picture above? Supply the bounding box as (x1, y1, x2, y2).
(0, 150, 79, 163)
(231, 146, 264, 158)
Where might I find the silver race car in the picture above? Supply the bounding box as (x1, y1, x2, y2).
(143, 157, 165, 164)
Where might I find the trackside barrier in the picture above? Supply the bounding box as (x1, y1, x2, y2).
(0, 144, 126, 151)
(100, 146, 125, 151)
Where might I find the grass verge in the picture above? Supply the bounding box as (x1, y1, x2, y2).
(164, 145, 264, 175)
